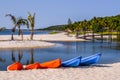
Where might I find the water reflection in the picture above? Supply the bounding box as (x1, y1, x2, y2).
(115, 42, 120, 50)
(29, 48, 34, 64)
(11, 49, 23, 63)
(0, 57, 6, 62)
(0, 41, 120, 71)
(10, 48, 35, 65)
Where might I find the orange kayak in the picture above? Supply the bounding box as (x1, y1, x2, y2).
(7, 62, 23, 71)
(24, 62, 41, 70)
(40, 58, 61, 68)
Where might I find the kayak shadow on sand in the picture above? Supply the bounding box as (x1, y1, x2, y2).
(79, 64, 112, 68)
(61, 64, 112, 69)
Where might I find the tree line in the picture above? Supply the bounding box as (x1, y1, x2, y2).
(43, 14, 120, 41)
(45, 14, 120, 33)
(2, 13, 120, 41)
(67, 15, 120, 41)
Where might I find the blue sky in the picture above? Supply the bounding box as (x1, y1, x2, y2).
(0, 0, 120, 29)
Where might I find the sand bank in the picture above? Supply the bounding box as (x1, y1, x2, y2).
(0, 32, 86, 49)
(0, 32, 117, 48)
(0, 63, 120, 80)
(0, 41, 55, 49)
(0, 32, 86, 41)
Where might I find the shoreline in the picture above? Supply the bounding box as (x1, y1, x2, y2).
(0, 62, 120, 80)
(0, 32, 117, 49)
(0, 32, 87, 49)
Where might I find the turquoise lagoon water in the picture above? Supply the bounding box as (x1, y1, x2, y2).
(0, 29, 49, 35)
(0, 41, 120, 71)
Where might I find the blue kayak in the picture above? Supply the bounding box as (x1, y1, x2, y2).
(62, 56, 81, 67)
(80, 52, 102, 66)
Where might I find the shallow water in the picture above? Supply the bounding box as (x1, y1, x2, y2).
(0, 29, 49, 35)
(0, 41, 120, 71)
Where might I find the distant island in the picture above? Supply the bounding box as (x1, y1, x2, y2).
(38, 24, 67, 31)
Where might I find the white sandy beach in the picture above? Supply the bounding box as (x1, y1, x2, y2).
(0, 32, 86, 41)
(0, 41, 55, 49)
(0, 63, 120, 80)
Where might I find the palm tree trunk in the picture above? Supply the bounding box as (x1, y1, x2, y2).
(21, 34, 23, 40)
(83, 31, 86, 39)
(18, 28, 21, 36)
(11, 32, 14, 40)
(30, 30, 34, 40)
(75, 31, 79, 39)
(11, 26, 16, 40)
(20, 30, 23, 40)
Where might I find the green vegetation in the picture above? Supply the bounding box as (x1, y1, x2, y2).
(6, 14, 16, 40)
(42, 14, 120, 41)
(5, 13, 35, 40)
(27, 12, 35, 40)
(0, 27, 6, 31)
(42, 25, 67, 31)
(49, 31, 59, 34)
(4, 12, 120, 41)
(43, 14, 120, 33)
(6, 14, 29, 40)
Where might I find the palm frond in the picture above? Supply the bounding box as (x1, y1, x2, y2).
(27, 12, 35, 29)
(22, 19, 29, 29)
(17, 18, 29, 29)
(27, 12, 35, 40)
(5, 14, 17, 24)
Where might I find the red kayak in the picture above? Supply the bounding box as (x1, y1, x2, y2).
(7, 62, 23, 71)
(7, 58, 61, 70)
(24, 62, 41, 70)
(40, 58, 61, 68)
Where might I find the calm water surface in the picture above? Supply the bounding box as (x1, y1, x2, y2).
(0, 41, 120, 71)
(0, 29, 49, 35)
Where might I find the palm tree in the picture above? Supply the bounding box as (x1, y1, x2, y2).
(82, 19, 88, 39)
(116, 26, 120, 41)
(17, 17, 29, 40)
(6, 14, 17, 40)
(97, 17, 106, 43)
(0, 27, 6, 31)
(6, 14, 29, 40)
(27, 12, 35, 40)
(67, 18, 73, 31)
(108, 18, 116, 43)
(73, 22, 80, 38)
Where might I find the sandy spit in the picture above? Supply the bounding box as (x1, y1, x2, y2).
(0, 32, 86, 49)
(0, 63, 120, 80)
(0, 41, 55, 49)
(0, 32, 87, 41)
